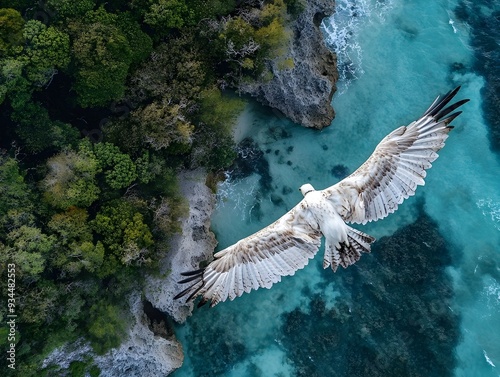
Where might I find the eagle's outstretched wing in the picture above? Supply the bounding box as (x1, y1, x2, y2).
(175, 87, 469, 307)
(174, 202, 322, 307)
(322, 86, 469, 224)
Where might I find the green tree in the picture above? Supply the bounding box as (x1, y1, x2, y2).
(144, 0, 194, 30)
(0, 8, 25, 56)
(0, 157, 36, 240)
(87, 302, 127, 354)
(46, 0, 96, 19)
(69, 7, 152, 107)
(0, 157, 32, 218)
(72, 22, 131, 107)
(48, 207, 92, 245)
(193, 87, 244, 169)
(186, 0, 236, 21)
(92, 199, 153, 266)
(47, 207, 104, 275)
(93, 142, 138, 189)
(21, 20, 70, 86)
(0, 57, 24, 104)
(41, 147, 100, 209)
(1, 226, 55, 278)
(11, 101, 79, 153)
(130, 100, 194, 151)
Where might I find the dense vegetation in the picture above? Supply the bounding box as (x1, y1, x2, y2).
(0, 0, 300, 375)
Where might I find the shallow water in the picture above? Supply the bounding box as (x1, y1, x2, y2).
(172, 0, 500, 376)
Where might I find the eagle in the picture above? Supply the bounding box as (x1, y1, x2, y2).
(175, 86, 469, 307)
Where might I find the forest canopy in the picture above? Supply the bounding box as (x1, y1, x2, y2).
(0, 0, 297, 375)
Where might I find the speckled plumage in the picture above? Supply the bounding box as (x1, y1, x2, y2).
(175, 87, 469, 307)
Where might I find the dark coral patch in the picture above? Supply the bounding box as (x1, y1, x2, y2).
(280, 210, 460, 377)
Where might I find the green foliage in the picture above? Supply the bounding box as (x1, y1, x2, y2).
(134, 150, 166, 184)
(115, 12, 153, 65)
(130, 100, 194, 151)
(87, 302, 127, 354)
(1, 226, 55, 278)
(70, 7, 152, 107)
(217, 0, 291, 80)
(186, 0, 236, 21)
(132, 34, 208, 101)
(283, 0, 306, 17)
(11, 101, 79, 153)
(22, 20, 71, 86)
(48, 207, 92, 245)
(69, 360, 87, 377)
(71, 22, 131, 107)
(144, 0, 194, 30)
(0, 157, 32, 219)
(92, 199, 154, 267)
(193, 88, 244, 169)
(46, 0, 96, 19)
(199, 87, 245, 131)
(0, 8, 25, 56)
(47, 207, 104, 275)
(41, 147, 101, 209)
(0, 57, 24, 104)
(93, 142, 138, 189)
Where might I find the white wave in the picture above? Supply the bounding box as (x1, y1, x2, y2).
(215, 173, 260, 223)
(476, 198, 500, 231)
(321, 0, 395, 94)
(483, 349, 496, 368)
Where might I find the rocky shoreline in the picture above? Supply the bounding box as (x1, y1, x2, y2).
(42, 1, 338, 374)
(240, 0, 338, 129)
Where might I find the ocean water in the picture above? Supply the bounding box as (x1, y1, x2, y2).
(172, 0, 500, 376)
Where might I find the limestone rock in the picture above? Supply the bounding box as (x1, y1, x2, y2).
(145, 169, 217, 323)
(43, 293, 183, 377)
(94, 293, 184, 377)
(240, 0, 338, 129)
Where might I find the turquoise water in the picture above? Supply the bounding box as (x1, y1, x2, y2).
(173, 0, 500, 376)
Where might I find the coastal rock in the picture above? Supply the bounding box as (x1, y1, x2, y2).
(145, 168, 217, 323)
(42, 169, 217, 375)
(93, 293, 184, 377)
(240, 0, 338, 129)
(42, 293, 183, 377)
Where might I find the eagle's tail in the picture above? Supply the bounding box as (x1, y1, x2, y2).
(323, 227, 375, 272)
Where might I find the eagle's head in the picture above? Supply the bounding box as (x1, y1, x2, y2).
(299, 183, 316, 197)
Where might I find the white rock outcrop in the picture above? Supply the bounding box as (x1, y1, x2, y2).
(145, 168, 217, 323)
(93, 293, 184, 377)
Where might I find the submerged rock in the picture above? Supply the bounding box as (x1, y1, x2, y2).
(331, 164, 349, 179)
(281, 210, 460, 377)
(230, 138, 273, 193)
(239, 0, 338, 129)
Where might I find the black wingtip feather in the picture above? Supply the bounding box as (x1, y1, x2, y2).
(424, 86, 465, 118)
(178, 274, 204, 284)
(440, 111, 464, 125)
(180, 268, 206, 277)
(435, 99, 469, 121)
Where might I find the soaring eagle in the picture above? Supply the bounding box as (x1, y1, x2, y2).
(175, 87, 469, 307)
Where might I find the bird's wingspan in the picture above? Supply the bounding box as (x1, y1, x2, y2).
(174, 203, 322, 307)
(322, 86, 469, 224)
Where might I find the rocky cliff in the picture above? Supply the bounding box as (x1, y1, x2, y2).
(145, 169, 217, 323)
(42, 169, 216, 376)
(240, 0, 338, 129)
